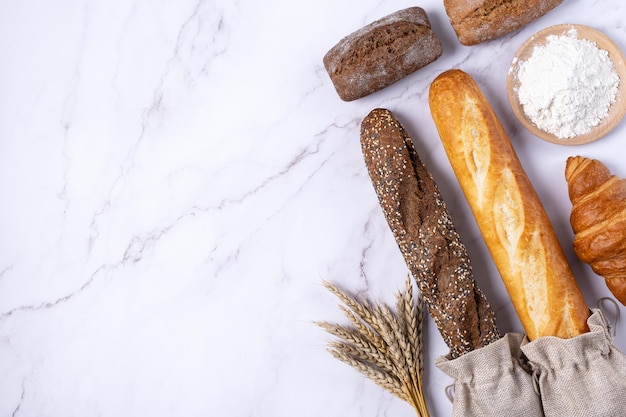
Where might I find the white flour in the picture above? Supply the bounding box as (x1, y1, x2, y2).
(515, 29, 619, 139)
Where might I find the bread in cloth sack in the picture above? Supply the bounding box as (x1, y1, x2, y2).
(428, 69, 590, 341)
(436, 333, 544, 417)
(521, 309, 626, 417)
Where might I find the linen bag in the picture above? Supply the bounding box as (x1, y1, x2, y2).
(521, 308, 626, 417)
(435, 332, 544, 416)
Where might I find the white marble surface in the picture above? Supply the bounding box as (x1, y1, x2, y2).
(1, 0, 625, 416)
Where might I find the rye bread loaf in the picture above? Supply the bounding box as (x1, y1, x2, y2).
(324, 7, 442, 101)
(360, 108, 500, 358)
(444, 0, 564, 46)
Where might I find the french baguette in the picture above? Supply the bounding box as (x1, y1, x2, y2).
(428, 69, 590, 340)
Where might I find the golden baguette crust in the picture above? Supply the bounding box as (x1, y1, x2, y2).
(428, 69, 590, 340)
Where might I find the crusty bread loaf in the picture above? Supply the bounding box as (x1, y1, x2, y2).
(443, 0, 564, 46)
(324, 7, 442, 101)
(361, 108, 500, 358)
(428, 69, 590, 340)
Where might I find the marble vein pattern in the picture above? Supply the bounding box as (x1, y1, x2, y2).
(1, 0, 625, 416)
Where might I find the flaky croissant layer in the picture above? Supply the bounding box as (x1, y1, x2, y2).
(566, 156, 626, 305)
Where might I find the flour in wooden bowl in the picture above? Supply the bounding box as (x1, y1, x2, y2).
(516, 28, 619, 140)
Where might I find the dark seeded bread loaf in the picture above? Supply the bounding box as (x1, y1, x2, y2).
(324, 7, 442, 101)
(361, 108, 500, 358)
(444, 0, 564, 46)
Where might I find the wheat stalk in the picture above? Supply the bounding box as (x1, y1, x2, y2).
(316, 322, 395, 374)
(318, 277, 430, 416)
(322, 281, 383, 334)
(338, 305, 388, 354)
(328, 346, 409, 402)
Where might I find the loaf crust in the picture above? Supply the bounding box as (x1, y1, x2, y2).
(443, 0, 564, 45)
(324, 7, 442, 101)
(428, 69, 589, 340)
(361, 108, 500, 358)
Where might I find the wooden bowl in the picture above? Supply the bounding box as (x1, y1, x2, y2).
(507, 24, 626, 145)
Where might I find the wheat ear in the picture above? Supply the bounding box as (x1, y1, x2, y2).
(318, 277, 430, 416)
(327, 346, 408, 402)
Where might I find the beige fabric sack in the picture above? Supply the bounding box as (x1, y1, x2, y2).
(435, 333, 544, 416)
(521, 308, 626, 417)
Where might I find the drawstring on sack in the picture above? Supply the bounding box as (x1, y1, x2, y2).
(531, 367, 541, 396)
(597, 297, 620, 337)
(525, 359, 542, 396)
(445, 384, 455, 403)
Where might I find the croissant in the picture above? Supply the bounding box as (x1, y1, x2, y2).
(565, 156, 626, 305)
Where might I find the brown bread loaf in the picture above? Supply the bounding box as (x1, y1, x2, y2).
(443, 0, 564, 46)
(429, 69, 590, 340)
(360, 108, 500, 358)
(324, 7, 442, 101)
